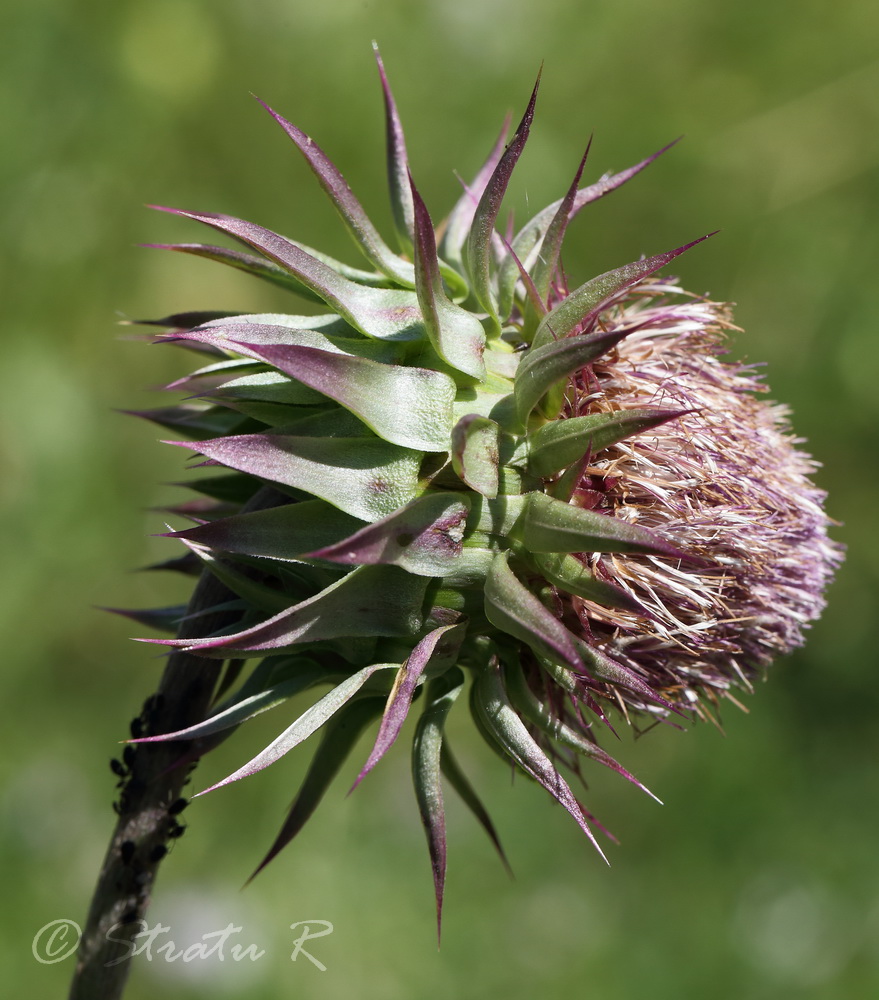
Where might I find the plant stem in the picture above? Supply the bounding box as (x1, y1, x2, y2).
(67, 568, 233, 1000)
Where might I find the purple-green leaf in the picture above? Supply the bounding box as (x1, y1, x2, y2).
(412, 668, 466, 944)
(531, 551, 650, 614)
(484, 551, 583, 673)
(530, 139, 591, 307)
(172, 472, 255, 504)
(497, 138, 681, 318)
(167, 432, 421, 522)
(527, 407, 687, 477)
(354, 623, 466, 792)
(172, 537, 292, 614)
(140, 551, 202, 577)
(572, 635, 683, 715)
(167, 319, 401, 365)
(531, 234, 716, 350)
(569, 138, 682, 214)
(438, 114, 510, 273)
(193, 663, 399, 796)
(513, 328, 628, 425)
(531, 652, 617, 736)
(439, 741, 511, 875)
(257, 99, 415, 287)
(135, 310, 240, 331)
(464, 71, 540, 325)
(232, 341, 457, 452)
(139, 565, 429, 658)
(143, 242, 324, 301)
(161, 356, 255, 393)
(168, 499, 363, 562)
(102, 605, 188, 633)
(196, 310, 359, 337)
(504, 662, 661, 802)
(304, 493, 471, 577)
(469, 494, 527, 538)
(124, 403, 249, 439)
(374, 44, 414, 253)
(410, 176, 487, 380)
(451, 415, 501, 498)
(212, 372, 325, 409)
(474, 664, 607, 861)
(249, 696, 385, 882)
(499, 235, 548, 321)
(520, 491, 692, 559)
(151, 206, 425, 341)
(131, 665, 332, 745)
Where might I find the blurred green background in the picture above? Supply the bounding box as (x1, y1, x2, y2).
(2, 0, 877, 997)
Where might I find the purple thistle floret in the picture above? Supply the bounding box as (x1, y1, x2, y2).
(557, 291, 843, 720)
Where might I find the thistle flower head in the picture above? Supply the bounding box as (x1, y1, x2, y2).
(127, 52, 842, 933)
(558, 295, 842, 719)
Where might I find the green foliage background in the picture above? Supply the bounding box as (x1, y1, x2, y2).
(2, 1, 877, 997)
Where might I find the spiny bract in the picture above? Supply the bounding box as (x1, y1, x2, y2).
(129, 52, 842, 930)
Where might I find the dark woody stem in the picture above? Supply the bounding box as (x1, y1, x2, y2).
(68, 487, 278, 1000)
